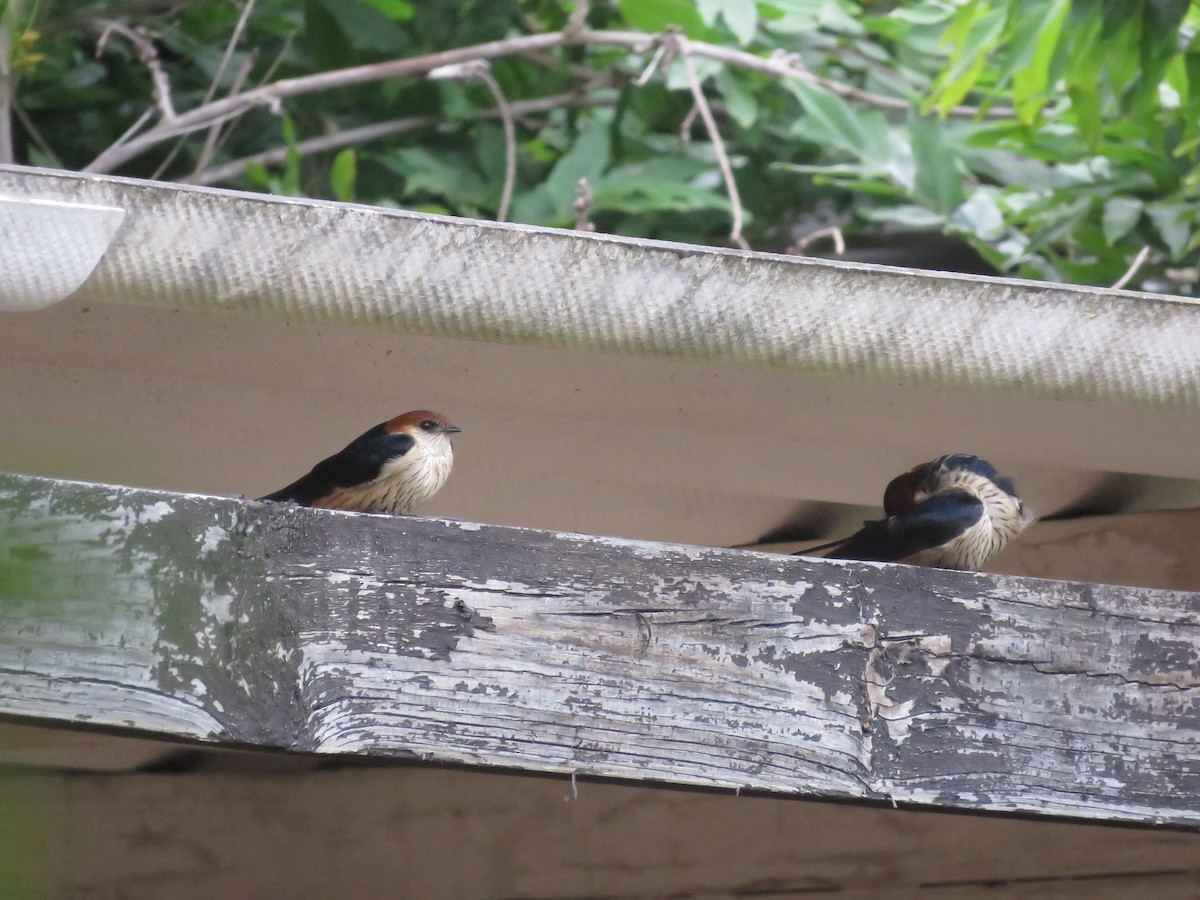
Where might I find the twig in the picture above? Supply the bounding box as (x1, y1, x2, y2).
(679, 102, 699, 141)
(192, 112, 434, 184)
(678, 38, 748, 250)
(107, 105, 155, 155)
(573, 177, 595, 231)
(85, 28, 1013, 175)
(564, 0, 590, 38)
(430, 61, 516, 222)
(1111, 245, 1151, 291)
(203, 0, 256, 107)
(478, 68, 516, 222)
(95, 20, 176, 122)
(0, 30, 14, 164)
(790, 225, 845, 256)
(192, 47, 258, 178)
(593, 30, 1011, 120)
(12, 100, 56, 160)
(155, 1, 257, 181)
(188, 90, 608, 186)
(86, 31, 567, 173)
(635, 41, 669, 86)
(185, 0, 257, 178)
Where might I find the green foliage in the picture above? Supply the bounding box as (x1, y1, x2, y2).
(6, 0, 1200, 292)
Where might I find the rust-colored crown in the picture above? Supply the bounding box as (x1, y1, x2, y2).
(384, 410, 459, 433)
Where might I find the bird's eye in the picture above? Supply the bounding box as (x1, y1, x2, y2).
(419, 420, 438, 431)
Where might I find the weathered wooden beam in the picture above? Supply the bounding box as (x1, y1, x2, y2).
(1, 472, 1198, 827)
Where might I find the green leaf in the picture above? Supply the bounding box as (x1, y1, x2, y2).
(280, 113, 301, 197)
(910, 114, 964, 214)
(716, 68, 759, 128)
(952, 189, 1006, 241)
(618, 0, 712, 38)
(316, 0, 407, 53)
(888, 3, 955, 26)
(544, 117, 611, 219)
(243, 161, 271, 190)
(862, 204, 947, 227)
(789, 80, 911, 188)
(378, 147, 490, 209)
(1011, 0, 1069, 125)
(1147, 202, 1193, 257)
(594, 159, 734, 213)
(696, 0, 722, 25)
(1143, 0, 1190, 69)
(1101, 196, 1143, 244)
(927, 2, 1006, 115)
(721, 0, 760, 44)
(1103, 7, 1142, 99)
(665, 54, 722, 90)
(787, 79, 877, 160)
(1065, 10, 1104, 145)
(330, 149, 357, 203)
(358, 0, 414, 20)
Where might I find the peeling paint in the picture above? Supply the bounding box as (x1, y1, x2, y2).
(3, 472, 1200, 827)
(200, 525, 228, 553)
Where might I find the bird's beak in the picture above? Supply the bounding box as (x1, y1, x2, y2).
(440, 423, 463, 435)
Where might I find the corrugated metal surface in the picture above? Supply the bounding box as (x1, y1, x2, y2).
(1, 165, 1197, 575)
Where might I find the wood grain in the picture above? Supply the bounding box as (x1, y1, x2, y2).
(4, 765, 1200, 899)
(1, 472, 1197, 826)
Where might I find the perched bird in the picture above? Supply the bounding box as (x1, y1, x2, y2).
(259, 410, 460, 515)
(799, 454, 1031, 571)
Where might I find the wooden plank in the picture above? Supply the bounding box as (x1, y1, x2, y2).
(1, 472, 1198, 827)
(0, 723, 177, 771)
(3, 765, 1200, 898)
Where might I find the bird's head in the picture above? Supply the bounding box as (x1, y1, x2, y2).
(385, 410, 462, 449)
(903, 453, 1031, 525)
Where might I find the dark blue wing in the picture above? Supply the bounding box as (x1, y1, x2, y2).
(818, 490, 985, 563)
(259, 424, 416, 504)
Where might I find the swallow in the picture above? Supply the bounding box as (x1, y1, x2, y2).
(259, 410, 461, 515)
(798, 454, 1031, 571)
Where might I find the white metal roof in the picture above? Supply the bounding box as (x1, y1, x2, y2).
(1, 165, 1198, 579)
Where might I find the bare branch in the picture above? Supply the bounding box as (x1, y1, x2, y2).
(564, 0, 590, 38)
(790, 225, 846, 256)
(573, 177, 595, 231)
(679, 102, 699, 141)
(257, 29, 294, 86)
(590, 30, 1012, 120)
(84, 27, 1013, 175)
(635, 41, 670, 86)
(192, 47, 259, 179)
(188, 91, 608, 187)
(204, 0, 257, 106)
(678, 38, 748, 250)
(430, 60, 517, 222)
(95, 20, 176, 122)
(107, 105, 155, 155)
(12, 101, 57, 161)
(86, 31, 570, 174)
(476, 69, 517, 223)
(1112, 245, 1152, 291)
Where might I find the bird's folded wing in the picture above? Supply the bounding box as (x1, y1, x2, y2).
(820, 490, 985, 562)
(259, 429, 415, 503)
